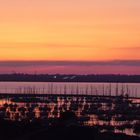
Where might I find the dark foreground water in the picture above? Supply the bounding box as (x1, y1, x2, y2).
(0, 82, 140, 137)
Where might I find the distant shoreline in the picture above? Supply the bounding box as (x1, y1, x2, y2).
(0, 74, 140, 83)
(0, 81, 140, 84)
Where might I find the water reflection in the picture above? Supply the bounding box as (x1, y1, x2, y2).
(0, 82, 139, 97)
(0, 95, 140, 137)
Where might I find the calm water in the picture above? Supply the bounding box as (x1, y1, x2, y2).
(0, 82, 140, 137)
(0, 82, 139, 97)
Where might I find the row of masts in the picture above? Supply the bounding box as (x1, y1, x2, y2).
(0, 83, 138, 98)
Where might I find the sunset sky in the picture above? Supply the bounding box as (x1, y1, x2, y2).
(0, 0, 140, 74)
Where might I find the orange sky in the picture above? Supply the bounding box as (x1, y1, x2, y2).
(0, 0, 140, 61)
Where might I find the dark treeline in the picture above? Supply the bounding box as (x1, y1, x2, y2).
(0, 74, 140, 83)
